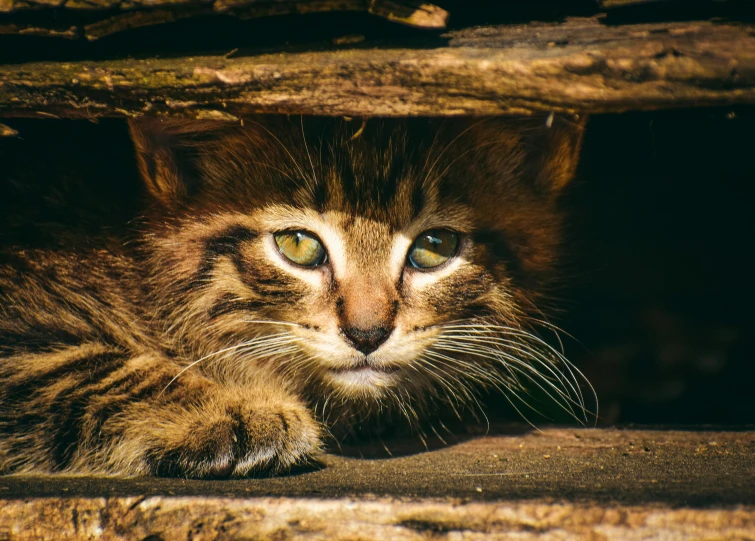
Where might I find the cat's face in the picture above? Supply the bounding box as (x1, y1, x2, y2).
(131, 116, 586, 424)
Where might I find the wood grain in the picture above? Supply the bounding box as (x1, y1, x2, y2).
(2, 19, 755, 118)
(1, 428, 753, 540)
(0, 0, 448, 38)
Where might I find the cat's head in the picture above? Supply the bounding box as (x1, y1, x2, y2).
(130, 115, 588, 428)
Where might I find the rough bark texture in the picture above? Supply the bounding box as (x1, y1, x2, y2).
(3, 497, 755, 540)
(2, 18, 754, 119)
(0, 0, 448, 39)
(1, 428, 753, 540)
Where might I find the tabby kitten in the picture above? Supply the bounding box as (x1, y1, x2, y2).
(0, 115, 587, 477)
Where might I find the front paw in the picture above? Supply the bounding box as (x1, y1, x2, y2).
(144, 387, 321, 478)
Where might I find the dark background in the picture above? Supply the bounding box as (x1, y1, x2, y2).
(1, 108, 754, 429)
(566, 108, 755, 427)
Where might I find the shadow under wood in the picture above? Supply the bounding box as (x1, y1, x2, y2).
(328, 422, 534, 459)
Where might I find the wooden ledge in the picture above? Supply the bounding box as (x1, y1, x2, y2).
(2, 18, 755, 119)
(0, 0, 449, 37)
(2, 428, 754, 539)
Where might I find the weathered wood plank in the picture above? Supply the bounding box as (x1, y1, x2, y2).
(3, 427, 754, 504)
(76, 1, 446, 40)
(0, 0, 354, 13)
(0, 0, 448, 36)
(1, 18, 754, 118)
(1, 428, 753, 540)
(2, 497, 754, 540)
(0, 22, 80, 39)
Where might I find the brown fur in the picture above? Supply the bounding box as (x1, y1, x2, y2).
(0, 115, 585, 477)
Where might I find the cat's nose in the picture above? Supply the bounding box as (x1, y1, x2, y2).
(341, 326, 393, 355)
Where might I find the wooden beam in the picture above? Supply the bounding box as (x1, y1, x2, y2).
(0, 0, 449, 39)
(3, 497, 755, 540)
(2, 18, 755, 118)
(0, 428, 753, 540)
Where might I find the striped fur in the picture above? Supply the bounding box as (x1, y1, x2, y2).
(0, 115, 585, 477)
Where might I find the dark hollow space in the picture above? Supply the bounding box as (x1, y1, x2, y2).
(565, 108, 755, 427)
(0, 108, 753, 433)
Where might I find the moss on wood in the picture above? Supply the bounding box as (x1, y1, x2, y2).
(1, 19, 754, 118)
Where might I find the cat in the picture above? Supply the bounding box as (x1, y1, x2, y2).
(0, 115, 588, 478)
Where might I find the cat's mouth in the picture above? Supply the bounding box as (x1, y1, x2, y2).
(325, 358, 400, 390)
(328, 358, 400, 375)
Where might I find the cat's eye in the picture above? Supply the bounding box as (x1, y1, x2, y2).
(274, 231, 327, 267)
(407, 230, 459, 269)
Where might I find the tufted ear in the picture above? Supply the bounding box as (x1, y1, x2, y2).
(128, 118, 227, 206)
(528, 113, 588, 195)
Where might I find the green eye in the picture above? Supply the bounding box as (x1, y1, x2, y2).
(274, 231, 327, 267)
(408, 230, 459, 269)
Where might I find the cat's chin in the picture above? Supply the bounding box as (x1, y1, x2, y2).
(324, 366, 399, 397)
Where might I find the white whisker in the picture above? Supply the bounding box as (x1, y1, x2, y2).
(429, 319, 598, 425)
(241, 320, 304, 328)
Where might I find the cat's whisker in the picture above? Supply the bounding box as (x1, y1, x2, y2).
(441, 331, 584, 398)
(224, 350, 304, 381)
(424, 349, 516, 390)
(423, 349, 513, 392)
(241, 320, 304, 329)
(321, 394, 333, 423)
(223, 342, 303, 368)
(514, 295, 570, 355)
(433, 323, 596, 424)
(300, 116, 319, 190)
(431, 340, 522, 382)
(429, 422, 448, 446)
(396, 359, 459, 421)
(233, 345, 302, 362)
(160, 332, 303, 396)
(387, 388, 414, 428)
(434, 341, 588, 424)
(439, 322, 593, 398)
(415, 353, 478, 409)
(157, 341, 259, 397)
(234, 336, 303, 352)
(421, 351, 533, 427)
(243, 118, 310, 185)
(425, 347, 546, 430)
(434, 338, 582, 409)
(499, 329, 596, 418)
(415, 354, 469, 399)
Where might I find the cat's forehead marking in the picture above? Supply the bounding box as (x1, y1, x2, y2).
(294, 121, 432, 228)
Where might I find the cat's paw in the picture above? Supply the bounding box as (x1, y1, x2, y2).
(145, 386, 321, 478)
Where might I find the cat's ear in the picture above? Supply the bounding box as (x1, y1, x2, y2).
(528, 114, 588, 195)
(128, 118, 223, 205)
